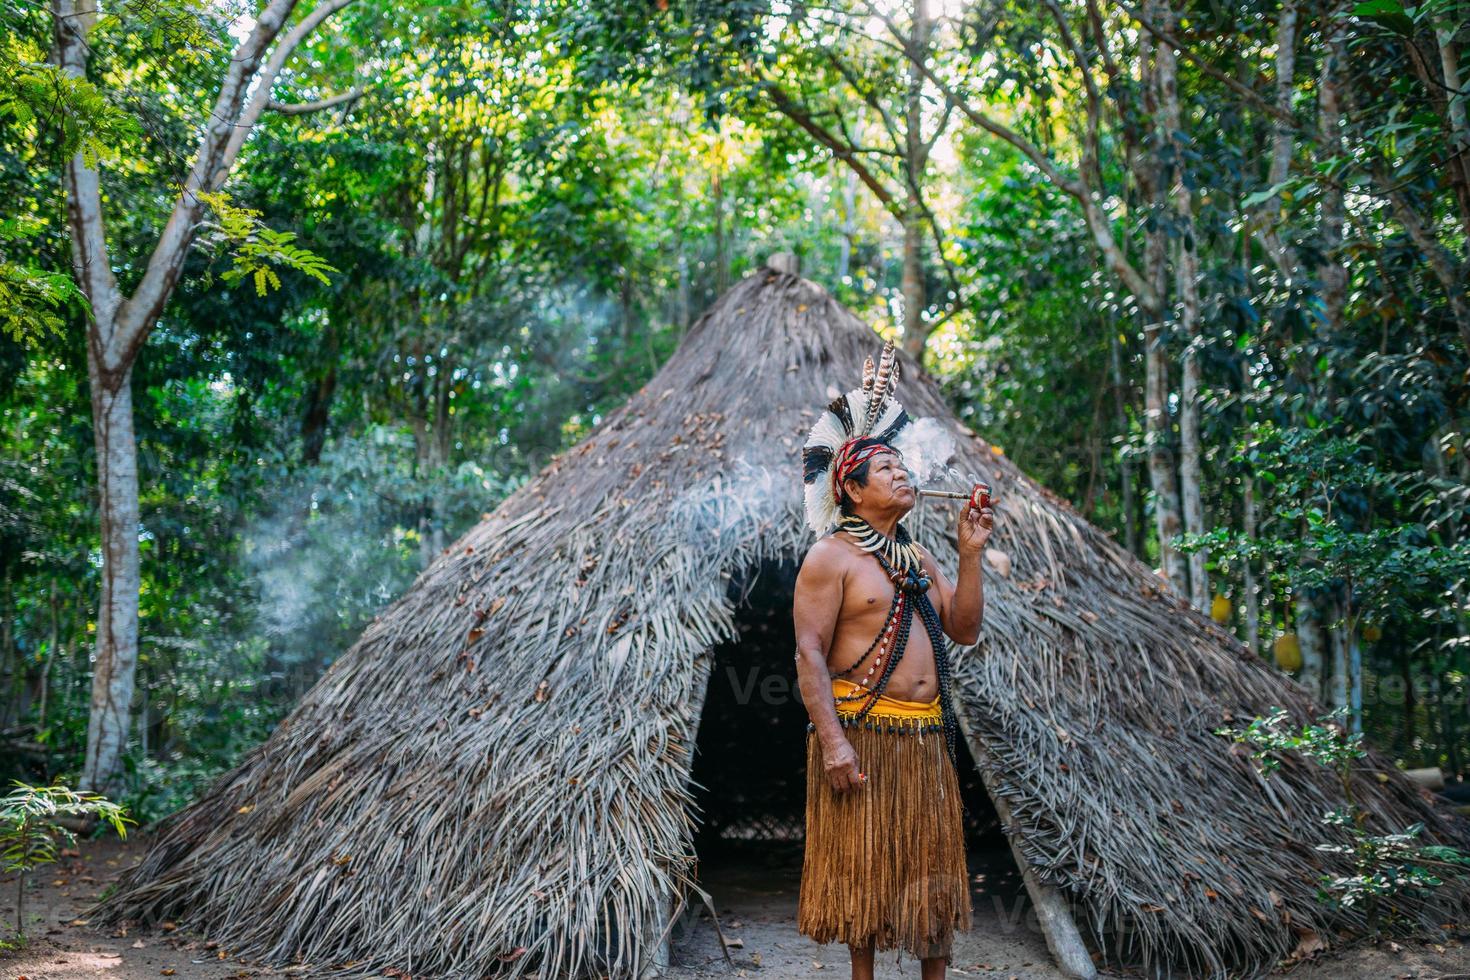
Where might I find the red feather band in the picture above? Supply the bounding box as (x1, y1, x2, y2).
(831, 439, 901, 502)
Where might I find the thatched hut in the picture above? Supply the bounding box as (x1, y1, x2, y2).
(96, 262, 1470, 979)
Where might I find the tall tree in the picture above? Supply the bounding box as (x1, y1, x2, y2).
(52, 0, 356, 791)
(1155, 1, 1208, 610)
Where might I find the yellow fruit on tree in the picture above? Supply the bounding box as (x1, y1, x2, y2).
(1210, 594, 1232, 624)
(1273, 633, 1302, 672)
(1363, 623, 1383, 642)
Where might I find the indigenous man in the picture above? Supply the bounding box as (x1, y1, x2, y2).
(792, 344, 994, 980)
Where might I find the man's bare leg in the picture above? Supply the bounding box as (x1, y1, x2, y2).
(920, 955, 948, 980)
(848, 938, 876, 980)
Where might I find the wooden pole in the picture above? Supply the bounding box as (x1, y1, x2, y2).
(963, 728, 1098, 978)
(645, 650, 715, 978)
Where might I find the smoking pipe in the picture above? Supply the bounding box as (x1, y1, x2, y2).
(916, 482, 991, 511)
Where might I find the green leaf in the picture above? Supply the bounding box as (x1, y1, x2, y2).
(1352, 0, 1415, 33)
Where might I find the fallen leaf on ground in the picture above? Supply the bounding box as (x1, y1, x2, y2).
(1281, 928, 1326, 965)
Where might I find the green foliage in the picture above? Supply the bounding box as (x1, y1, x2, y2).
(1217, 707, 1470, 931)
(0, 258, 84, 343)
(0, 781, 131, 936)
(1222, 706, 1368, 778)
(197, 191, 338, 297)
(0, 44, 138, 169)
(1181, 419, 1470, 646)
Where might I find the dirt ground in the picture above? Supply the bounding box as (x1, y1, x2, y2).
(1, 835, 1467, 979)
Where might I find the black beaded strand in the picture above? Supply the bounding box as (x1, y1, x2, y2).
(868, 547, 959, 766)
(915, 589, 959, 765)
(846, 591, 914, 724)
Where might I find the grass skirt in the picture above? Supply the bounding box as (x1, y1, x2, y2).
(796, 681, 972, 961)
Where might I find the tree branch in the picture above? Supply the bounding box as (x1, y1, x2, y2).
(52, 0, 122, 353)
(820, 47, 906, 151)
(1378, 172, 1470, 353)
(1084, 0, 1121, 82)
(765, 81, 905, 222)
(1042, 0, 1102, 186)
(112, 0, 301, 365)
(1112, 0, 1291, 124)
(220, 0, 357, 179)
(858, 0, 1159, 313)
(917, 98, 954, 165)
(268, 87, 366, 115)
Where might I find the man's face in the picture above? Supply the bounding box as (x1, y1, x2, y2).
(845, 449, 916, 513)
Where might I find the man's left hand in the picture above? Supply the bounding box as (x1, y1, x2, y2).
(957, 499, 994, 556)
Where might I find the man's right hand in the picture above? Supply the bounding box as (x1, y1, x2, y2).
(822, 736, 866, 793)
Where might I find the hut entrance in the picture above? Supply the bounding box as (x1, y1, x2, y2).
(680, 559, 1031, 969)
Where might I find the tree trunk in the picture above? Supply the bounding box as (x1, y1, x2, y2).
(1401, 642, 1416, 758)
(1328, 594, 1348, 712)
(1318, 20, 1348, 349)
(300, 323, 339, 466)
(1433, 24, 1470, 242)
(429, 359, 452, 559)
(1296, 590, 1326, 705)
(1269, 0, 1299, 190)
(1142, 237, 1184, 591)
(39, 581, 58, 731)
(900, 211, 926, 358)
(1242, 470, 1261, 657)
(1348, 621, 1363, 733)
(1238, 242, 1263, 659)
(676, 245, 691, 334)
(1252, 0, 1299, 273)
(1442, 664, 1464, 777)
(1157, 4, 1207, 611)
(82, 343, 141, 794)
(837, 165, 858, 282)
(1135, 3, 1187, 593)
(713, 165, 729, 294)
(1109, 328, 1139, 558)
(899, 0, 931, 360)
(1, 570, 14, 728)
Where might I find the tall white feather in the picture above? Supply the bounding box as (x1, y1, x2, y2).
(804, 479, 842, 536)
(803, 412, 847, 452)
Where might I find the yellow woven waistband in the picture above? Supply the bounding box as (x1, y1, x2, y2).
(831, 677, 942, 724)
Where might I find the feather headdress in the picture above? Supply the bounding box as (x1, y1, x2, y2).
(801, 342, 938, 534)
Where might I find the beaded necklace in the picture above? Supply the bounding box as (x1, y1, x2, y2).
(836, 515, 925, 578)
(826, 517, 959, 764)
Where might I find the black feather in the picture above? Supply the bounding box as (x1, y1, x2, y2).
(803, 446, 834, 484)
(874, 409, 910, 445)
(827, 395, 853, 434)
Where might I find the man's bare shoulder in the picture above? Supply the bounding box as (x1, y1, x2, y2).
(799, 533, 861, 575)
